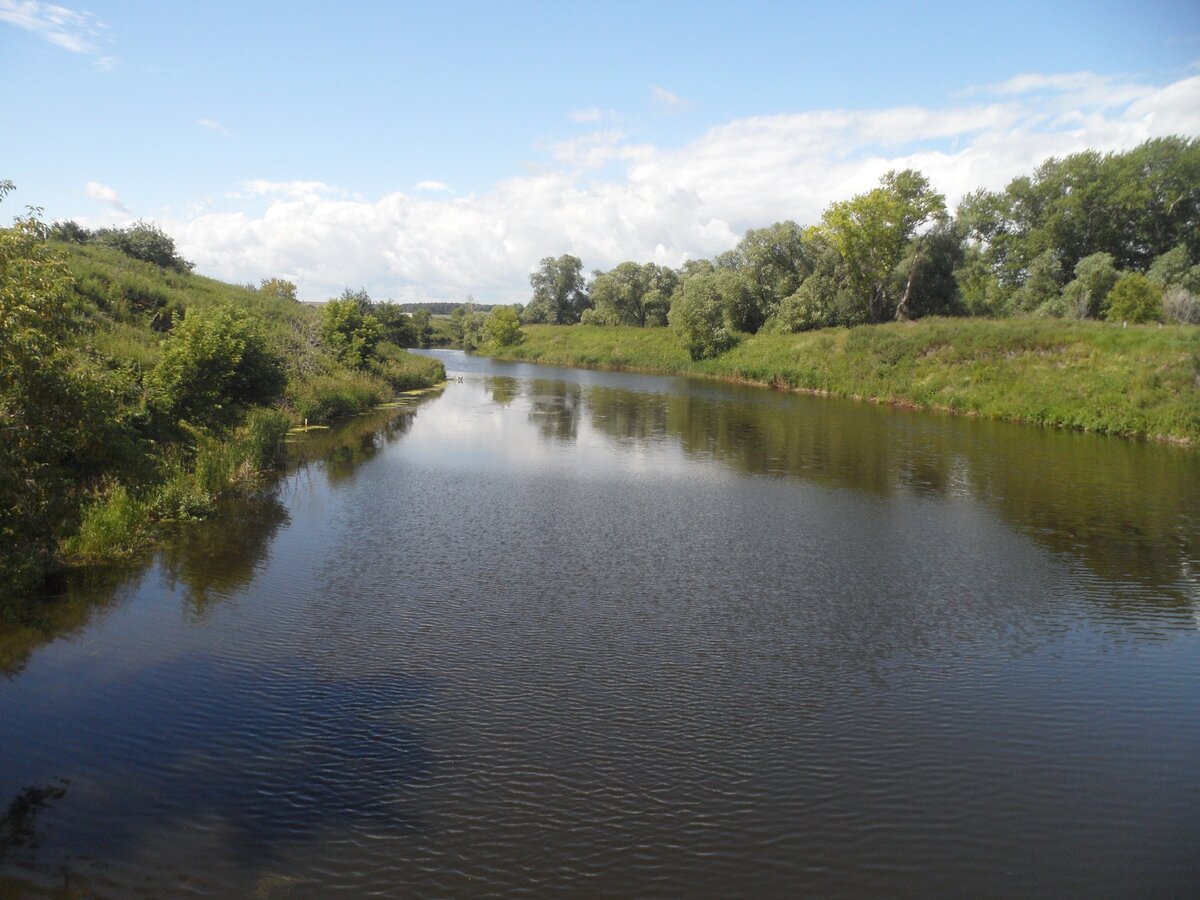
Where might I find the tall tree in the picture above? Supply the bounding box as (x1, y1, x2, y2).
(521, 255, 589, 324)
(820, 169, 946, 322)
(587, 261, 677, 327)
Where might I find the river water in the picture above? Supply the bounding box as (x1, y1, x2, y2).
(1, 349, 1198, 897)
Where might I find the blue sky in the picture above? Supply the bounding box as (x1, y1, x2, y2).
(3, 0, 1199, 301)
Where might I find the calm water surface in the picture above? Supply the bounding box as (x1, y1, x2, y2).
(2, 350, 1198, 897)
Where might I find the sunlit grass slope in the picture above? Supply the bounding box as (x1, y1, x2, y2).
(487, 320, 1200, 443)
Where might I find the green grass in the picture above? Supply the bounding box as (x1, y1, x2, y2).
(486, 319, 1200, 443)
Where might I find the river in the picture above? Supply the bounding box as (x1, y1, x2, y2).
(1, 349, 1197, 897)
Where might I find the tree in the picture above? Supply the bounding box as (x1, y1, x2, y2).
(147, 305, 286, 422)
(1105, 273, 1163, 324)
(410, 308, 433, 345)
(459, 310, 488, 350)
(586, 261, 678, 327)
(1011, 249, 1064, 313)
(1060, 253, 1118, 319)
(259, 277, 298, 302)
(484, 306, 523, 346)
(521, 254, 589, 324)
(318, 295, 382, 368)
(820, 169, 946, 322)
(719, 221, 816, 331)
(1148, 244, 1200, 294)
(372, 301, 419, 346)
(668, 272, 735, 359)
(96, 220, 193, 272)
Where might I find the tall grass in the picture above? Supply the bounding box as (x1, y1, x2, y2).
(488, 320, 1200, 443)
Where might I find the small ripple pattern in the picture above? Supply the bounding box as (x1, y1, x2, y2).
(1, 354, 1198, 898)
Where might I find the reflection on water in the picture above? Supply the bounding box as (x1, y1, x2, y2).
(1, 352, 1197, 896)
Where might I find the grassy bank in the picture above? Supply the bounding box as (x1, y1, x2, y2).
(483, 320, 1200, 444)
(2, 228, 446, 603)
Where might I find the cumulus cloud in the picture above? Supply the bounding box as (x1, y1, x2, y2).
(85, 180, 128, 213)
(0, 0, 117, 69)
(414, 180, 452, 192)
(168, 71, 1200, 304)
(569, 106, 603, 123)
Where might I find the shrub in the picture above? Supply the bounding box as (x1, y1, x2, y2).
(484, 306, 523, 346)
(238, 407, 292, 472)
(96, 221, 193, 272)
(288, 370, 389, 423)
(148, 304, 286, 422)
(1162, 287, 1200, 325)
(1105, 273, 1163, 324)
(64, 484, 152, 562)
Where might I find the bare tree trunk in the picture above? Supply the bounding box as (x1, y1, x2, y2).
(895, 238, 926, 321)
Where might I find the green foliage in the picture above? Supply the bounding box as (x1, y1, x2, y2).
(820, 169, 947, 322)
(960, 137, 1200, 294)
(410, 308, 433, 344)
(96, 221, 194, 272)
(1105, 273, 1163, 324)
(1012, 250, 1064, 313)
(718, 221, 818, 330)
(238, 407, 292, 471)
(484, 305, 523, 346)
(1058, 252, 1119, 319)
(1148, 244, 1200, 293)
(148, 304, 286, 423)
(287, 369, 390, 423)
(371, 301, 426, 347)
(587, 261, 677, 327)
(1, 212, 121, 594)
(521, 254, 589, 324)
(318, 295, 383, 367)
(459, 310, 488, 350)
(63, 485, 152, 562)
(370, 342, 447, 390)
(488, 321, 1200, 443)
(669, 273, 736, 359)
(259, 277, 298, 302)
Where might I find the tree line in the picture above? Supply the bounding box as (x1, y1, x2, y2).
(514, 137, 1200, 358)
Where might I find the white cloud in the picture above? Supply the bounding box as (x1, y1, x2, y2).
(197, 118, 230, 136)
(0, 0, 117, 69)
(168, 71, 1200, 304)
(650, 84, 691, 114)
(569, 106, 602, 123)
(240, 180, 336, 200)
(414, 180, 451, 192)
(84, 180, 128, 213)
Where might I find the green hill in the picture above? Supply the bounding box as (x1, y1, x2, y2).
(1, 219, 444, 602)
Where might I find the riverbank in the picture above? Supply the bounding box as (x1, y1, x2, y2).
(483, 319, 1200, 444)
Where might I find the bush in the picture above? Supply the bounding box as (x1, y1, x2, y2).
(1162, 287, 1200, 325)
(484, 306, 523, 346)
(1105, 273, 1163, 324)
(148, 304, 286, 422)
(669, 274, 736, 360)
(288, 369, 389, 423)
(96, 221, 193, 272)
(238, 407, 292, 472)
(318, 296, 382, 367)
(64, 485, 152, 562)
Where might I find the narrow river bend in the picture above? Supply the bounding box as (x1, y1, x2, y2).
(2, 350, 1197, 897)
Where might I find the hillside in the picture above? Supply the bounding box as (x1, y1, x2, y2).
(1, 225, 444, 601)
